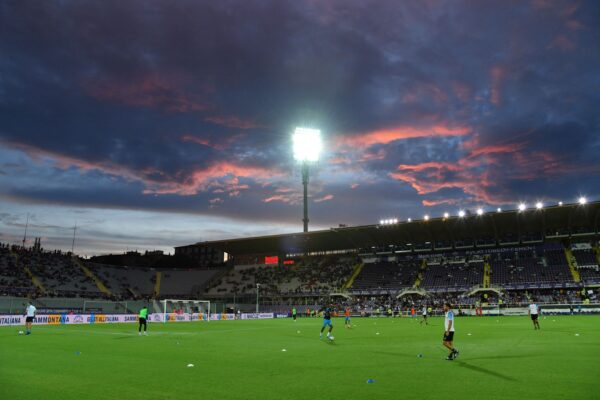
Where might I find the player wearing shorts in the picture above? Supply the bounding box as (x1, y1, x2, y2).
(344, 307, 351, 328)
(529, 301, 540, 330)
(320, 308, 334, 340)
(443, 303, 459, 360)
(292, 307, 297, 321)
(420, 305, 428, 325)
(24, 301, 36, 335)
(138, 306, 149, 336)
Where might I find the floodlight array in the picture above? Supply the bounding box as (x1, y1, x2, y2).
(376, 197, 591, 225)
(293, 127, 322, 162)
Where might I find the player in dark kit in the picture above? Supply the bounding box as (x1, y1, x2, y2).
(320, 307, 334, 340)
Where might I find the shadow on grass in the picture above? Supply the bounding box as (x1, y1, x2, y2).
(371, 351, 416, 358)
(114, 335, 137, 340)
(454, 361, 517, 382)
(465, 354, 538, 361)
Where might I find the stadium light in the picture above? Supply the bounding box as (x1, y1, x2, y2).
(458, 210, 466, 218)
(293, 127, 322, 162)
(497, 208, 502, 213)
(518, 203, 527, 212)
(407, 218, 412, 222)
(424, 214, 430, 221)
(535, 202, 543, 210)
(558, 201, 563, 206)
(293, 127, 322, 232)
(443, 212, 449, 219)
(476, 208, 484, 216)
(579, 196, 587, 205)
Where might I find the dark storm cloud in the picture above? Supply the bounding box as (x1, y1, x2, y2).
(0, 0, 599, 236)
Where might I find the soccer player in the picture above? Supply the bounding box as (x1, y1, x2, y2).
(442, 303, 459, 360)
(292, 307, 297, 321)
(528, 300, 540, 330)
(420, 304, 428, 325)
(138, 305, 149, 336)
(24, 301, 36, 335)
(320, 307, 334, 340)
(344, 307, 351, 328)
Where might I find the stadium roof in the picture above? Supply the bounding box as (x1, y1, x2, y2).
(176, 201, 600, 256)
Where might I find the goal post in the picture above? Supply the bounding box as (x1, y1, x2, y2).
(160, 299, 211, 323)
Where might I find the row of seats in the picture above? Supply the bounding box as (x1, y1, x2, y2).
(352, 260, 419, 290)
(205, 256, 356, 295)
(0, 244, 220, 300)
(2, 241, 599, 300)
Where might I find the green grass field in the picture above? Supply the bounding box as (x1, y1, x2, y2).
(1, 315, 598, 400)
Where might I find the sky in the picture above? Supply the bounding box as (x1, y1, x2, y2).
(0, 0, 599, 255)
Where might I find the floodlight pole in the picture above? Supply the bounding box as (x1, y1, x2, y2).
(22, 213, 29, 248)
(255, 283, 260, 313)
(302, 162, 309, 233)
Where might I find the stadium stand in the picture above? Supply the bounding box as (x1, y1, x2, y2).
(420, 254, 483, 291)
(1, 201, 599, 313)
(350, 259, 420, 292)
(205, 256, 355, 296)
(0, 244, 220, 302)
(0, 244, 36, 296)
(570, 242, 600, 284)
(488, 244, 573, 287)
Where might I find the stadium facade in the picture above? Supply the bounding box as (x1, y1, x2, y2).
(176, 201, 599, 265)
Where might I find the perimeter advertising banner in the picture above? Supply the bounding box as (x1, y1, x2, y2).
(0, 314, 139, 327)
(149, 313, 204, 322)
(0, 312, 275, 326)
(240, 313, 274, 320)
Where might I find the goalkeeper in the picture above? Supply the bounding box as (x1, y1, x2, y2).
(138, 305, 149, 336)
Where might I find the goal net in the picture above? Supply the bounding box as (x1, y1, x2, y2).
(160, 299, 211, 323)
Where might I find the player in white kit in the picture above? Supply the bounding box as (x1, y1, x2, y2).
(24, 301, 36, 335)
(442, 303, 459, 360)
(528, 300, 540, 330)
(420, 305, 428, 325)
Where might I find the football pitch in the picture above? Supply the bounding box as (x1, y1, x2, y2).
(1, 315, 598, 400)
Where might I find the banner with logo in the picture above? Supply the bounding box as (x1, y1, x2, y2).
(0, 312, 274, 326)
(209, 313, 236, 321)
(240, 313, 274, 320)
(0, 313, 139, 326)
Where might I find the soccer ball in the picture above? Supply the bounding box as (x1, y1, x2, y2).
(328, 336, 334, 341)
(18, 330, 24, 335)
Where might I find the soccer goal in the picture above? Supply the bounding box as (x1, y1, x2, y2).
(160, 299, 211, 323)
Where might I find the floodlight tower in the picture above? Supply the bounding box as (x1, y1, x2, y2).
(293, 127, 322, 233)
